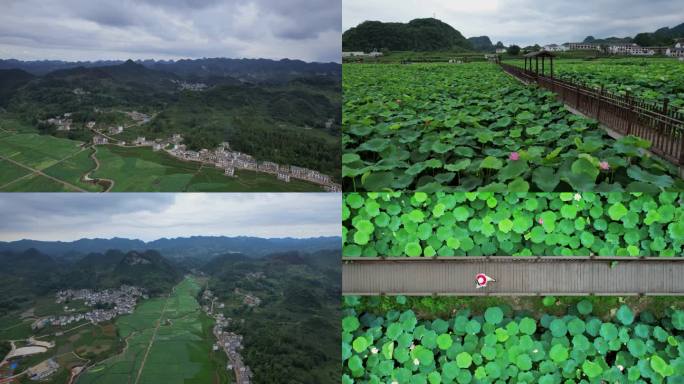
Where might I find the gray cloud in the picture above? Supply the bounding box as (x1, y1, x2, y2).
(0, 0, 340, 62)
(0, 193, 341, 241)
(343, 0, 684, 47)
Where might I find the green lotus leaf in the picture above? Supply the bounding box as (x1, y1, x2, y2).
(405, 242, 422, 257)
(616, 305, 635, 325)
(445, 159, 471, 172)
(456, 352, 472, 368)
(577, 300, 593, 315)
(608, 202, 628, 221)
(480, 156, 503, 170)
(582, 359, 603, 379)
(484, 307, 504, 325)
(352, 336, 369, 353)
(342, 316, 360, 333)
(549, 344, 569, 363)
(437, 334, 453, 350)
(651, 354, 674, 377)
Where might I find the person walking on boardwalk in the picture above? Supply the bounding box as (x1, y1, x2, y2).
(476, 273, 496, 288)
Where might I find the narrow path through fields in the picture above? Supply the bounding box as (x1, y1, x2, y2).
(0, 151, 87, 192)
(133, 294, 171, 384)
(343, 257, 684, 295)
(84, 146, 114, 192)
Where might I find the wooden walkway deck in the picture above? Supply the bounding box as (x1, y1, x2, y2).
(342, 257, 684, 296)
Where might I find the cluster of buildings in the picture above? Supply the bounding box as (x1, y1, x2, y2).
(201, 290, 253, 384)
(245, 272, 265, 280)
(27, 358, 60, 381)
(45, 113, 73, 131)
(212, 316, 253, 384)
(232, 288, 261, 308)
(541, 38, 684, 57)
(342, 50, 383, 58)
(108, 125, 124, 135)
(31, 286, 145, 329)
(171, 79, 208, 91)
(243, 294, 261, 308)
(125, 110, 151, 124)
(167, 141, 341, 191)
(81, 110, 341, 191)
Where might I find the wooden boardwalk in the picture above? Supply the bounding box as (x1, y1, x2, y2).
(342, 257, 684, 296)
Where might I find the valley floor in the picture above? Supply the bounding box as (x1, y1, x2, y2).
(0, 129, 323, 192)
(77, 277, 231, 384)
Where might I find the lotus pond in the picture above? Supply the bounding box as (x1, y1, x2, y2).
(506, 58, 684, 113)
(342, 192, 684, 257)
(342, 63, 684, 192)
(342, 296, 684, 383)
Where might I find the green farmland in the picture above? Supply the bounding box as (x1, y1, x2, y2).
(78, 277, 231, 384)
(0, 130, 323, 192)
(92, 145, 323, 192)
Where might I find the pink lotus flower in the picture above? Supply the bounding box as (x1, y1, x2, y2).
(599, 161, 610, 171)
(509, 152, 520, 161)
(538, 218, 544, 225)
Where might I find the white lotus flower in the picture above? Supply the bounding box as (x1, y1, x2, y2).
(371, 347, 379, 354)
(413, 358, 420, 365)
(618, 365, 624, 371)
(574, 193, 581, 201)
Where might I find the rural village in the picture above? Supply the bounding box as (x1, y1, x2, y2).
(0, 286, 146, 382)
(31, 286, 146, 330)
(202, 289, 254, 384)
(43, 109, 342, 192)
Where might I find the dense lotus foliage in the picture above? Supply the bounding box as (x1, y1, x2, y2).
(342, 63, 684, 192)
(513, 59, 684, 114)
(342, 192, 684, 257)
(342, 299, 684, 383)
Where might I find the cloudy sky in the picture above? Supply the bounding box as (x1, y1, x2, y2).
(0, 0, 340, 62)
(0, 193, 341, 242)
(344, 0, 684, 47)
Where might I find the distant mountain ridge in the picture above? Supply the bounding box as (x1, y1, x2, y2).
(0, 57, 341, 82)
(343, 18, 473, 52)
(0, 236, 342, 259)
(0, 248, 183, 302)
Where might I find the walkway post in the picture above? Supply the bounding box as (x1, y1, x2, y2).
(626, 92, 633, 135)
(597, 85, 604, 120)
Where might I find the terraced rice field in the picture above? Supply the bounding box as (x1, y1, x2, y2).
(78, 277, 230, 384)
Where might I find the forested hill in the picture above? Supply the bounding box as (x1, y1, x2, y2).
(467, 36, 495, 52)
(0, 248, 183, 313)
(342, 18, 473, 52)
(0, 236, 342, 259)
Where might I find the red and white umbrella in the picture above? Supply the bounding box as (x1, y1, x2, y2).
(476, 273, 496, 287)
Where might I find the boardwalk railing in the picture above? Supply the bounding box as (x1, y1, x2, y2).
(499, 62, 684, 166)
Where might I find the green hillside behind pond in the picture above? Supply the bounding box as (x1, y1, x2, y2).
(343, 18, 473, 52)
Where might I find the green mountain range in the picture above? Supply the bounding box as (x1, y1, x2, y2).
(1, 58, 341, 178)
